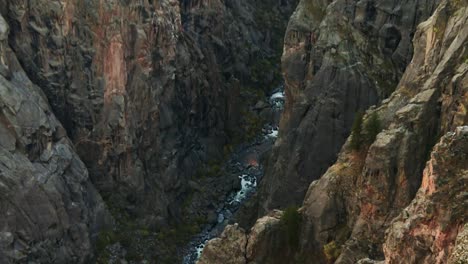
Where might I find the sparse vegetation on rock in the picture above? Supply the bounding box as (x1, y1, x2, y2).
(364, 112, 382, 146)
(323, 241, 341, 264)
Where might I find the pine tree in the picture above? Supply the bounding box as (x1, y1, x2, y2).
(280, 206, 301, 249)
(350, 111, 364, 150)
(364, 112, 381, 145)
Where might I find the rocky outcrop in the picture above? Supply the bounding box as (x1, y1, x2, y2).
(259, 0, 440, 213)
(198, 210, 290, 264)
(197, 224, 248, 264)
(383, 126, 468, 264)
(0, 14, 110, 263)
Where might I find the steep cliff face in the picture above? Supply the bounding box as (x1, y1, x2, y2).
(198, 0, 467, 263)
(2, 0, 220, 224)
(297, 1, 467, 262)
(0, 0, 295, 225)
(259, 0, 440, 212)
(0, 14, 110, 263)
(0, 0, 195, 227)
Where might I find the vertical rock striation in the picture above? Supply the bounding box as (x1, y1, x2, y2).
(0, 13, 110, 263)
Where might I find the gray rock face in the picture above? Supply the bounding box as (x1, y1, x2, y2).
(0, 15, 110, 263)
(258, 0, 440, 213)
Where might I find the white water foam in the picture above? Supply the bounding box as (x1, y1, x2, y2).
(230, 174, 257, 204)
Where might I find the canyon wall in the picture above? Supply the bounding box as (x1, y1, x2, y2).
(259, 0, 440, 213)
(0, 0, 296, 262)
(297, 1, 467, 261)
(0, 0, 295, 228)
(199, 0, 467, 263)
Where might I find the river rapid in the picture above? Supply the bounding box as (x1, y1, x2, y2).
(183, 87, 285, 264)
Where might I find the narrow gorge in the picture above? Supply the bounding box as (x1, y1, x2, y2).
(0, 0, 466, 264)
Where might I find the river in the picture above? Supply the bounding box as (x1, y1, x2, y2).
(182, 86, 285, 264)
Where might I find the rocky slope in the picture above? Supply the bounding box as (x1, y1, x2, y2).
(0, 14, 110, 263)
(198, 0, 467, 263)
(258, 0, 440, 213)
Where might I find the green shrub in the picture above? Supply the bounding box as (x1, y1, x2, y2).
(323, 241, 341, 263)
(350, 111, 364, 150)
(364, 112, 382, 145)
(139, 228, 151, 237)
(280, 207, 302, 249)
(96, 229, 124, 263)
(96, 230, 119, 252)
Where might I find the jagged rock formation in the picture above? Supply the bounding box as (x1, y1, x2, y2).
(3, 0, 220, 224)
(0, 14, 110, 263)
(258, 0, 440, 212)
(383, 126, 468, 264)
(199, 0, 467, 263)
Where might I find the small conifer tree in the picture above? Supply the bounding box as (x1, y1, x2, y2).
(364, 112, 381, 145)
(280, 206, 301, 249)
(350, 111, 364, 150)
